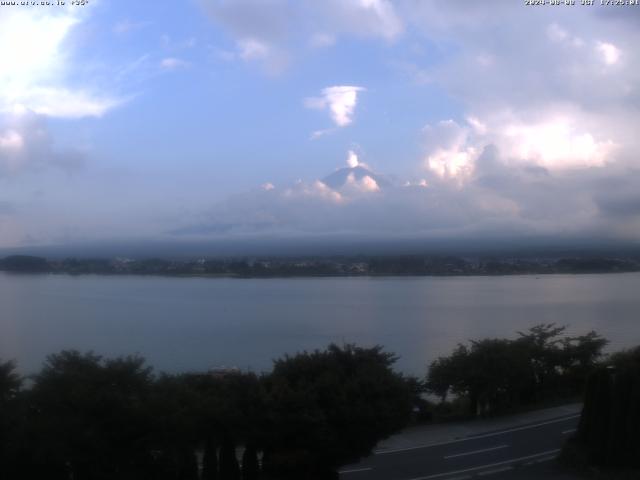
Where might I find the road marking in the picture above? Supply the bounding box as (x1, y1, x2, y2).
(404, 449, 561, 480)
(562, 428, 576, 435)
(444, 444, 508, 459)
(478, 466, 513, 476)
(532, 455, 556, 464)
(376, 414, 579, 455)
(338, 467, 373, 474)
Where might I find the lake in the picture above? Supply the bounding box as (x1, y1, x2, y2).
(1, 272, 639, 376)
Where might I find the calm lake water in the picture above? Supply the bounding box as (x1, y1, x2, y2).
(1, 272, 639, 376)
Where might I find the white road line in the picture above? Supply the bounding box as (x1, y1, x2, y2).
(478, 466, 513, 476)
(444, 444, 509, 460)
(338, 467, 373, 474)
(376, 414, 580, 455)
(405, 449, 561, 480)
(532, 456, 556, 464)
(562, 428, 577, 435)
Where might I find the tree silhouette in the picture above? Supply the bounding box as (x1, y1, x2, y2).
(262, 344, 413, 477)
(575, 346, 640, 468)
(427, 325, 608, 416)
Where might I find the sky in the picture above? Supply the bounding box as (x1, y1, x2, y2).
(1, 0, 640, 249)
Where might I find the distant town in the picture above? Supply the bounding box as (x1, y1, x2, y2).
(1, 254, 639, 277)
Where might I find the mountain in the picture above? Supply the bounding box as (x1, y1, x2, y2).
(321, 165, 393, 190)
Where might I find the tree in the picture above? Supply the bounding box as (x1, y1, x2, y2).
(241, 443, 260, 480)
(219, 437, 240, 480)
(427, 339, 531, 415)
(0, 360, 23, 478)
(574, 346, 640, 469)
(26, 350, 155, 479)
(515, 323, 567, 399)
(202, 439, 219, 480)
(560, 331, 608, 394)
(427, 325, 608, 416)
(0, 359, 21, 403)
(0, 255, 50, 272)
(261, 344, 413, 478)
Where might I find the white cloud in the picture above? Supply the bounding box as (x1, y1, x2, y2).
(500, 117, 615, 169)
(283, 179, 343, 203)
(238, 38, 271, 61)
(160, 57, 190, 70)
(347, 150, 360, 168)
(596, 41, 621, 65)
(310, 33, 336, 48)
(305, 85, 365, 128)
(423, 111, 617, 181)
(0, 130, 24, 152)
(401, 2, 640, 179)
(423, 120, 477, 179)
(222, 37, 289, 74)
(345, 172, 380, 193)
(0, 6, 123, 119)
(6, 87, 121, 119)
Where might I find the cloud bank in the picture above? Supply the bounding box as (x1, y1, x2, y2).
(176, 3, 640, 244)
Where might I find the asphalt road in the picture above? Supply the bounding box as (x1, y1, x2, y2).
(339, 413, 580, 480)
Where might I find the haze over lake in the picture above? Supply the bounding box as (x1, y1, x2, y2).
(2, 272, 639, 376)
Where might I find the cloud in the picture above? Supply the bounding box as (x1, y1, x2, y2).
(162, 3, 640, 244)
(171, 128, 640, 243)
(0, 6, 123, 119)
(160, 34, 198, 50)
(113, 19, 151, 35)
(345, 172, 380, 193)
(396, 3, 640, 183)
(200, 0, 402, 71)
(423, 120, 477, 179)
(237, 38, 271, 61)
(347, 150, 359, 168)
(596, 41, 621, 65)
(0, 110, 85, 176)
(320, 0, 403, 41)
(421, 110, 618, 182)
(305, 85, 365, 128)
(6, 88, 122, 119)
(160, 57, 190, 70)
(309, 33, 336, 48)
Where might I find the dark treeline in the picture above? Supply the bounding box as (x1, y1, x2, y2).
(1, 254, 639, 277)
(425, 324, 608, 417)
(0, 328, 632, 479)
(564, 346, 640, 473)
(0, 344, 415, 480)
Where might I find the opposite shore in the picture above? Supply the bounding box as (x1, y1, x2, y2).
(1, 254, 640, 278)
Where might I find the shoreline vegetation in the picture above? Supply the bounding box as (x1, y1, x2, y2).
(2, 324, 637, 479)
(1, 254, 640, 278)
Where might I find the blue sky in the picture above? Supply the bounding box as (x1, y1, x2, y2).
(0, 1, 639, 247)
